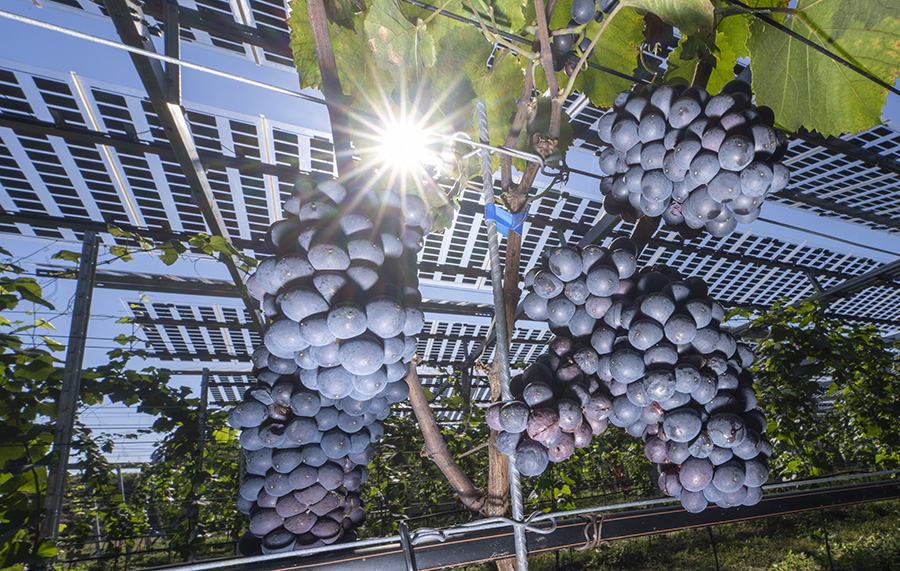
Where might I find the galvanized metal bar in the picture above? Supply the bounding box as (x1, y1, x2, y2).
(475, 99, 529, 571)
(40, 231, 100, 542)
(164, 0, 181, 105)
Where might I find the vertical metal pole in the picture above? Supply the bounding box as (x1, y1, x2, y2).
(189, 368, 210, 560)
(117, 465, 133, 569)
(475, 99, 529, 571)
(41, 231, 100, 542)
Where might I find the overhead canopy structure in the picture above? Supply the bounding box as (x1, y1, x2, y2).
(2, 0, 900, 414)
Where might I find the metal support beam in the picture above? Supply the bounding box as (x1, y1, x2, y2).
(163, 0, 181, 105)
(101, 0, 264, 336)
(576, 212, 620, 248)
(40, 231, 100, 542)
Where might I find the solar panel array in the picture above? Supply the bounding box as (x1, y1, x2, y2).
(3, 0, 900, 408)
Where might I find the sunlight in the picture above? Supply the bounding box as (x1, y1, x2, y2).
(372, 114, 443, 177)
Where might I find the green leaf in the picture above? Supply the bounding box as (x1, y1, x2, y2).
(704, 13, 751, 93)
(574, 8, 645, 108)
(109, 245, 133, 262)
(747, 0, 900, 135)
(427, 22, 524, 148)
(620, 0, 714, 35)
(289, 0, 393, 108)
(50, 250, 81, 263)
(365, 0, 436, 79)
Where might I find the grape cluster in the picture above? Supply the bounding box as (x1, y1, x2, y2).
(485, 336, 611, 477)
(230, 177, 431, 554)
(552, 0, 619, 73)
(500, 240, 771, 512)
(596, 80, 790, 238)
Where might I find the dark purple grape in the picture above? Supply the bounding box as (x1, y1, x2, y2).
(705, 94, 735, 119)
(496, 430, 523, 456)
(713, 460, 746, 493)
(611, 117, 640, 151)
(680, 457, 714, 492)
(527, 407, 561, 442)
(609, 395, 642, 427)
(662, 407, 702, 442)
(641, 170, 673, 203)
(568, 307, 596, 337)
(626, 379, 652, 407)
(564, 279, 589, 305)
(584, 393, 612, 421)
(643, 369, 676, 402)
(229, 400, 269, 429)
(638, 108, 667, 144)
(516, 438, 550, 476)
(707, 170, 741, 203)
(597, 112, 617, 143)
(689, 152, 721, 185)
(741, 162, 773, 197)
(586, 265, 619, 297)
(669, 97, 702, 129)
(658, 469, 683, 498)
(663, 151, 687, 182)
(523, 382, 555, 408)
(673, 139, 701, 171)
(533, 270, 564, 299)
(743, 458, 769, 487)
(548, 432, 576, 462)
(680, 491, 708, 513)
(573, 421, 593, 448)
(719, 135, 754, 171)
(523, 291, 550, 321)
(499, 401, 529, 434)
(547, 296, 576, 326)
(548, 246, 583, 281)
(285, 512, 317, 535)
(249, 509, 284, 537)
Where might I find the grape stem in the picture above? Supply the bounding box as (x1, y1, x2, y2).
(418, 0, 458, 28)
(500, 60, 536, 190)
(533, 0, 562, 140)
(404, 359, 487, 513)
(559, 2, 622, 103)
(630, 215, 660, 256)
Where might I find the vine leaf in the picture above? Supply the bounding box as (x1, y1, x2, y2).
(573, 8, 645, 108)
(707, 12, 749, 94)
(288, 0, 392, 106)
(620, 0, 714, 35)
(365, 0, 437, 79)
(428, 23, 524, 148)
(747, 0, 900, 136)
(664, 14, 749, 92)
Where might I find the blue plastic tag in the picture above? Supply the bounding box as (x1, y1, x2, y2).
(485, 203, 530, 237)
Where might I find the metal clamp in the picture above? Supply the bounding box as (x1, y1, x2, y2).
(399, 521, 418, 571)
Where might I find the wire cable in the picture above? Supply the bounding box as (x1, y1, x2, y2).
(0, 9, 325, 105)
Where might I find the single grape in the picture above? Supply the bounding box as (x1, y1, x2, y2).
(571, 0, 596, 24)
